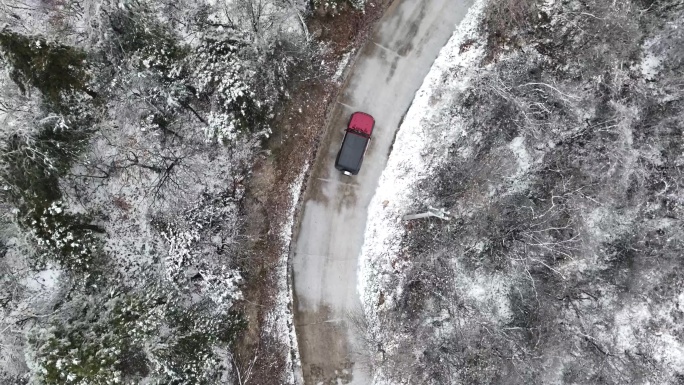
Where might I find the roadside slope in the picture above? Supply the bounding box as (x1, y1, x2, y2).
(360, 0, 684, 383)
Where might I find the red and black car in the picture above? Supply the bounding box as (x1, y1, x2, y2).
(335, 112, 375, 176)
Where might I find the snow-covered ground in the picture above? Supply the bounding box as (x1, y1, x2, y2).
(359, 0, 684, 382)
(265, 164, 308, 385)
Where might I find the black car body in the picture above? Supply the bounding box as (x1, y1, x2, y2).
(335, 112, 375, 176)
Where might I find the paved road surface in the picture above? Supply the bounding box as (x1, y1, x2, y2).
(291, 0, 475, 383)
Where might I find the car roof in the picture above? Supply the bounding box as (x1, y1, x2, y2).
(348, 112, 375, 136)
(336, 131, 369, 174)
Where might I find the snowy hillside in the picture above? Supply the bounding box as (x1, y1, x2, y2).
(361, 0, 684, 383)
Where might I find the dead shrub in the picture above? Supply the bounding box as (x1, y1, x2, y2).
(482, 0, 539, 61)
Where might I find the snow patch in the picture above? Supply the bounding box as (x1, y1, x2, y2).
(614, 301, 684, 372)
(508, 136, 532, 174)
(461, 271, 513, 324)
(264, 164, 308, 385)
(21, 267, 61, 293)
(641, 39, 663, 81)
(334, 51, 353, 82)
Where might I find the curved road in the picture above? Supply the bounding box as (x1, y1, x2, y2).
(291, 0, 475, 383)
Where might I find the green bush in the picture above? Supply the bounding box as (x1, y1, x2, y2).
(26, 201, 103, 274)
(32, 292, 157, 384)
(0, 31, 93, 107)
(32, 290, 245, 384)
(155, 301, 246, 384)
(0, 30, 103, 275)
(193, 37, 263, 136)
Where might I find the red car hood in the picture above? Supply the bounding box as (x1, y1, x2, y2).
(348, 112, 374, 136)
